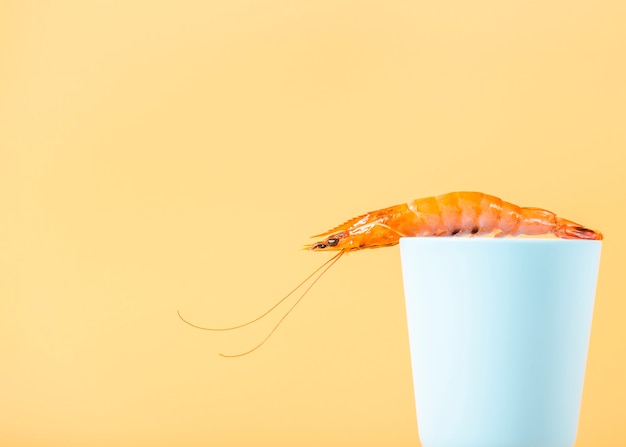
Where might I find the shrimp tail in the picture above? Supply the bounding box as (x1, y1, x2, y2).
(554, 217, 603, 240)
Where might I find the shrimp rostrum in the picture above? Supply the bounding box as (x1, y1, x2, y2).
(179, 191, 602, 356)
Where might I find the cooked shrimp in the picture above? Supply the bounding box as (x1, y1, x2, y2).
(179, 191, 602, 357)
(308, 191, 602, 251)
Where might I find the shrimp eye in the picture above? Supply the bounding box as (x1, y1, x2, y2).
(327, 238, 339, 246)
(314, 243, 327, 249)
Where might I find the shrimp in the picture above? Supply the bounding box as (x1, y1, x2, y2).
(179, 191, 602, 357)
(308, 191, 602, 252)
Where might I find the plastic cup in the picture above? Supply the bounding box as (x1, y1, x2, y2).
(400, 238, 601, 447)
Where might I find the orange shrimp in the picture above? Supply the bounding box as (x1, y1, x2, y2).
(179, 191, 602, 357)
(307, 191, 602, 252)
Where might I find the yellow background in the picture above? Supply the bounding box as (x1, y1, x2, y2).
(1, 1, 625, 446)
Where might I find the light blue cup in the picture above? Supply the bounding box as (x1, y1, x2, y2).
(400, 238, 601, 447)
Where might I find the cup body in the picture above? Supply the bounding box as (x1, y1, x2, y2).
(400, 238, 601, 447)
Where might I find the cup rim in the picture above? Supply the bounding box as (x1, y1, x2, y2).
(399, 237, 602, 244)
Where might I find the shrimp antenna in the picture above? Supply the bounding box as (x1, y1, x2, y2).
(219, 249, 344, 357)
(177, 250, 343, 332)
